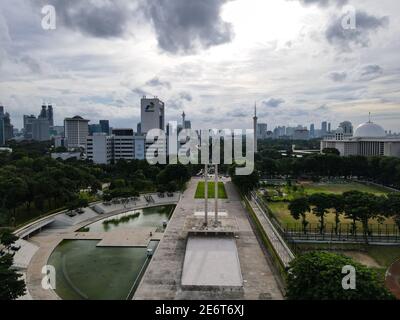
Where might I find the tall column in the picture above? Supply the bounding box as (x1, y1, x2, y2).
(214, 164, 218, 226)
(253, 104, 258, 153)
(204, 164, 208, 226)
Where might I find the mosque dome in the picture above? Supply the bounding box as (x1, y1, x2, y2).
(353, 121, 386, 138)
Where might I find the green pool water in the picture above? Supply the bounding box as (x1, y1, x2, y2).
(83, 205, 174, 233)
(48, 205, 174, 300)
(48, 240, 156, 300)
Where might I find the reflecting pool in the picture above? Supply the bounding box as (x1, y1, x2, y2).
(83, 205, 174, 233)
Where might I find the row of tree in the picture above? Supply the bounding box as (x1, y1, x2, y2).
(255, 153, 400, 189)
(288, 191, 400, 242)
(0, 144, 192, 228)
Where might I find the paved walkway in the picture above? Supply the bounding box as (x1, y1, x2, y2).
(134, 178, 283, 300)
(22, 195, 180, 300)
(247, 194, 295, 268)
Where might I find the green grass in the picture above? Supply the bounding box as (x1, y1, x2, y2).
(195, 182, 228, 199)
(263, 181, 396, 229)
(268, 201, 396, 230)
(301, 182, 389, 195)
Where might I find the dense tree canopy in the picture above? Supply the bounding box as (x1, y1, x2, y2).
(286, 251, 394, 300)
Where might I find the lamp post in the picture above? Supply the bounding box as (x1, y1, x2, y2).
(214, 163, 219, 226)
(204, 163, 208, 227)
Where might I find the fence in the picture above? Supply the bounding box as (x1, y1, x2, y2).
(283, 222, 400, 244)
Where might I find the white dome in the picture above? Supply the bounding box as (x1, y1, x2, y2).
(353, 121, 386, 138)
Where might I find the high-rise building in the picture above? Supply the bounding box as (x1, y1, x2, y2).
(321, 121, 328, 136)
(257, 123, 268, 139)
(0, 106, 14, 145)
(32, 118, 50, 141)
(99, 120, 110, 134)
(23, 104, 54, 141)
(328, 122, 332, 133)
(23, 115, 36, 140)
(339, 121, 353, 135)
(64, 116, 90, 149)
(47, 105, 54, 127)
(310, 124, 315, 138)
(140, 97, 165, 134)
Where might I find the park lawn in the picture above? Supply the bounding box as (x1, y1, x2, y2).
(268, 201, 396, 231)
(195, 181, 228, 199)
(301, 182, 390, 196)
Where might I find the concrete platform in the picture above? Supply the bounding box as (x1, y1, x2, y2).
(134, 178, 283, 300)
(61, 228, 162, 247)
(181, 236, 242, 289)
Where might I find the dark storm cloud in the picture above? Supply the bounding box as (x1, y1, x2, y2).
(44, 0, 134, 38)
(42, 0, 233, 53)
(145, 77, 172, 89)
(325, 11, 389, 51)
(262, 98, 285, 108)
(328, 71, 347, 82)
(142, 0, 234, 54)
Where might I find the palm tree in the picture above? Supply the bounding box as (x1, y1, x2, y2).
(288, 197, 310, 234)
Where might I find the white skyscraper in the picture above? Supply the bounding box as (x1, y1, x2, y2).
(140, 97, 165, 134)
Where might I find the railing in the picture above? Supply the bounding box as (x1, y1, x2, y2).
(283, 223, 400, 244)
(247, 192, 295, 267)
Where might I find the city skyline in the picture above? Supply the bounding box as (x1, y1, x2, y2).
(0, 0, 399, 132)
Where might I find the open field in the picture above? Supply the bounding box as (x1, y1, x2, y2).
(194, 181, 228, 199)
(300, 182, 389, 195)
(268, 202, 396, 230)
(262, 181, 397, 230)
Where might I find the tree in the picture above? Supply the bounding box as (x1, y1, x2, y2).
(288, 197, 310, 234)
(0, 254, 26, 300)
(286, 251, 394, 300)
(322, 148, 340, 156)
(329, 194, 344, 235)
(0, 231, 26, 300)
(343, 191, 383, 243)
(386, 193, 400, 232)
(0, 231, 18, 250)
(229, 164, 260, 195)
(308, 193, 332, 234)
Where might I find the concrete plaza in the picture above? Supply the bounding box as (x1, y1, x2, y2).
(134, 178, 283, 300)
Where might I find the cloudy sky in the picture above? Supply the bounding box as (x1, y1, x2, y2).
(0, 0, 399, 132)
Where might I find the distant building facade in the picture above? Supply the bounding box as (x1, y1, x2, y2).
(64, 116, 89, 149)
(0, 106, 14, 146)
(140, 97, 165, 134)
(321, 120, 400, 158)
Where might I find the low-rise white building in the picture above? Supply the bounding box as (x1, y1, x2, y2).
(321, 121, 400, 157)
(86, 131, 146, 164)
